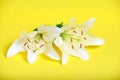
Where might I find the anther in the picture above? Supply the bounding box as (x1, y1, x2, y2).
(27, 45, 30, 49)
(40, 44, 44, 48)
(33, 50, 36, 53)
(80, 44, 82, 48)
(35, 40, 39, 44)
(81, 30, 83, 35)
(83, 37, 87, 40)
(70, 38, 73, 42)
(71, 45, 74, 49)
(24, 42, 28, 46)
(27, 38, 30, 42)
(73, 30, 77, 33)
(54, 37, 56, 41)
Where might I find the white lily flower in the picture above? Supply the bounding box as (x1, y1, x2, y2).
(54, 18, 104, 65)
(7, 18, 104, 65)
(38, 26, 62, 60)
(7, 31, 46, 64)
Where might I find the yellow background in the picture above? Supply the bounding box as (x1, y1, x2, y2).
(0, 0, 120, 80)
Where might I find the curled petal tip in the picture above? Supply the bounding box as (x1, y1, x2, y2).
(90, 18, 96, 21)
(62, 59, 68, 65)
(82, 55, 90, 60)
(62, 61, 66, 65)
(27, 54, 37, 64)
(61, 53, 69, 65)
(45, 52, 60, 60)
(6, 53, 11, 58)
(70, 18, 76, 23)
(55, 57, 60, 60)
(95, 38, 105, 46)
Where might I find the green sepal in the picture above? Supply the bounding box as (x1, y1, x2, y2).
(56, 22, 63, 28)
(33, 28, 38, 31)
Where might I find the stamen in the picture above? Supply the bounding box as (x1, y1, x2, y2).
(24, 42, 28, 46)
(73, 30, 77, 33)
(81, 30, 83, 35)
(80, 44, 82, 48)
(27, 38, 30, 42)
(83, 37, 87, 40)
(40, 44, 44, 48)
(27, 45, 30, 49)
(70, 38, 73, 42)
(35, 40, 39, 44)
(71, 27, 75, 29)
(71, 45, 74, 49)
(33, 50, 36, 53)
(54, 37, 56, 41)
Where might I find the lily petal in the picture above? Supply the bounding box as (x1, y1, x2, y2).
(7, 39, 25, 58)
(38, 26, 61, 41)
(28, 31, 38, 38)
(71, 48, 89, 60)
(82, 36, 104, 46)
(38, 26, 61, 60)
(45, 42, 60, 60)
(70, 18, 76, 23)
(64, 18, 76, 30)
(35, 40, 46, 55)
(54, 37, 63, 47)
(27, 51, 37, 64)
(54, 40, 70, 64)
(61, 42, 72, 65)
(80, 18, 96, 29)
(25, 39, 45, 64)
(62, 52, 69, 65)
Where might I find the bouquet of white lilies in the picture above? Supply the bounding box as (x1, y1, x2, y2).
(7, 18, 104, 65)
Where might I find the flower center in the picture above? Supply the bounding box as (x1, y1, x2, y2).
(60, 32, 81, 42)
(23, 33, 45, 53)
(34, 33, 42, 40)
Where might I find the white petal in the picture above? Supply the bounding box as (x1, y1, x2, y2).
(36, 40, 46, 55)
(71, 48, 89, 60)
(82, 37, 104, 46)
(60, 42, 71, 65)
(62, 41, 75, 54)
(38, 26, 61, 41)
(85, 18, 95, 28)
(80, 18, 95, 29)
(70, 18, 76, 23)
(64, 21, 76, 30)
(20, 31, 37, 40)
(7, 39, 25, 58)
(28, 31, 38, 38)
(62, 53, 69, 65)
(27, 52, 37, 64)
(45, 43, 60, 60)
(54, 37, 63, 47)
(20, 32, 28, 39)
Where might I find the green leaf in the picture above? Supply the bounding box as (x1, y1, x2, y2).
(33, 28, 38, 31)
(56, 22, 63, 28)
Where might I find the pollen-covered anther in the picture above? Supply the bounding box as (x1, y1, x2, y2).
(70, 38, 73, 42)
(27, 45, 30, 49)
(54, 37, 56, 41)
(71, 45, 74, 49)
(40, 44, 44, 48)
(80, 43, 82, 48)
(83, 37, 87, 40)
(24, 42, 28, 46)
(27, 38, 30, 42)
(81, 30, 83, 35)
(33, 50, 36, 53)
(73, 30, 77, 33)
(35, 40, 39, 44)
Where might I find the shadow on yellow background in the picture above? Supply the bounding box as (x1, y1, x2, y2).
(0, 0, 120, 80)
